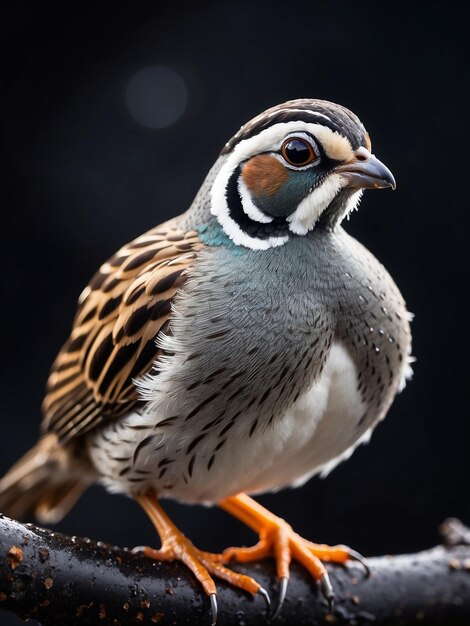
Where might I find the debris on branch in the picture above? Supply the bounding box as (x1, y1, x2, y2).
(1, 513, 470, 625)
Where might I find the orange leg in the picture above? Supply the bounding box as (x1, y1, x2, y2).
(134, 491, 270, 625)
(216, 493, 369, 617)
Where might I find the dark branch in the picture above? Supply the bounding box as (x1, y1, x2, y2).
(1, 514, 470, 625)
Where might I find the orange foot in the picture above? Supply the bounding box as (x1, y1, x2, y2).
(217, 493, 369, 618)
(134, 492, 270, 625)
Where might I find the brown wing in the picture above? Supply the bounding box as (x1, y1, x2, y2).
(42, 225, 204, 443)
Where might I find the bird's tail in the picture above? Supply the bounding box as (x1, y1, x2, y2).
(0, 433, 92, 524)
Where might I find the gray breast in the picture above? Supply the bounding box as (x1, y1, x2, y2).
(143, 225, 411, 440)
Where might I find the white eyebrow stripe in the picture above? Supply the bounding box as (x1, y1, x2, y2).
(231, 109, 336, 146)
(224, 121, 353, 164)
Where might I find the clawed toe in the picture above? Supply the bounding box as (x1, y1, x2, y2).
(209, 593, 217, 626)
(271, 576, 288, 620)
(259, 586, 271, 615)
(217, 494, 371, 619)
(320, 571, 335, 612)
(347, 547, 371, 577)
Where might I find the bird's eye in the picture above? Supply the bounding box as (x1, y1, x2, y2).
(281, 137, 317, 167)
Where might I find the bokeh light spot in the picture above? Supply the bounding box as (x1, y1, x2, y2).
(126, 66, 187, 129)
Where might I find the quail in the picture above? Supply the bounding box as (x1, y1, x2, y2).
(0, 99, 412, 622)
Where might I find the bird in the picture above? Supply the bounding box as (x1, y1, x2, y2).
(0, 98, 412, 623)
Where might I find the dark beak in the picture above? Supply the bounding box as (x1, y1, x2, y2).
(336, 147, 396, 190)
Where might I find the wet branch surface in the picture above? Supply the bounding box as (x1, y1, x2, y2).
(1, 514, 470, 625)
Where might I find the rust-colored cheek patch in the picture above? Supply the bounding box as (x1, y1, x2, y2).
(242, 155, 288, 197)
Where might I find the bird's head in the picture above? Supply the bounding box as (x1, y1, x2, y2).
(210, 99, 395, 250)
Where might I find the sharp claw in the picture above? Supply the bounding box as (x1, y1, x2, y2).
(258, 586, 271, 616)
(320, 572, 335, 613)
(210, 593, 218, 626)
(271, 576, 288, 620)
(348, 548, 371, 577)
(328, 594, 334, 613)
(131, 545, 145, 554)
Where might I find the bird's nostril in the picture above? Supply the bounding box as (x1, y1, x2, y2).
(355, 152, 368, 162)
(353, 146, 370, 162)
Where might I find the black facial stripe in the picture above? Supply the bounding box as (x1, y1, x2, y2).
(225, 166, 290, 240)
(222, 103, 366, 155)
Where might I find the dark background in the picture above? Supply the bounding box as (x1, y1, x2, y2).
(1, 2, 468, 624)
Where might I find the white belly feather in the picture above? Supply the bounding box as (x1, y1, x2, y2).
(237, 342, 371, 495)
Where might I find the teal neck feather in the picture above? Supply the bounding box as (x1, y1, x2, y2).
(198, 220, 242, 251)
